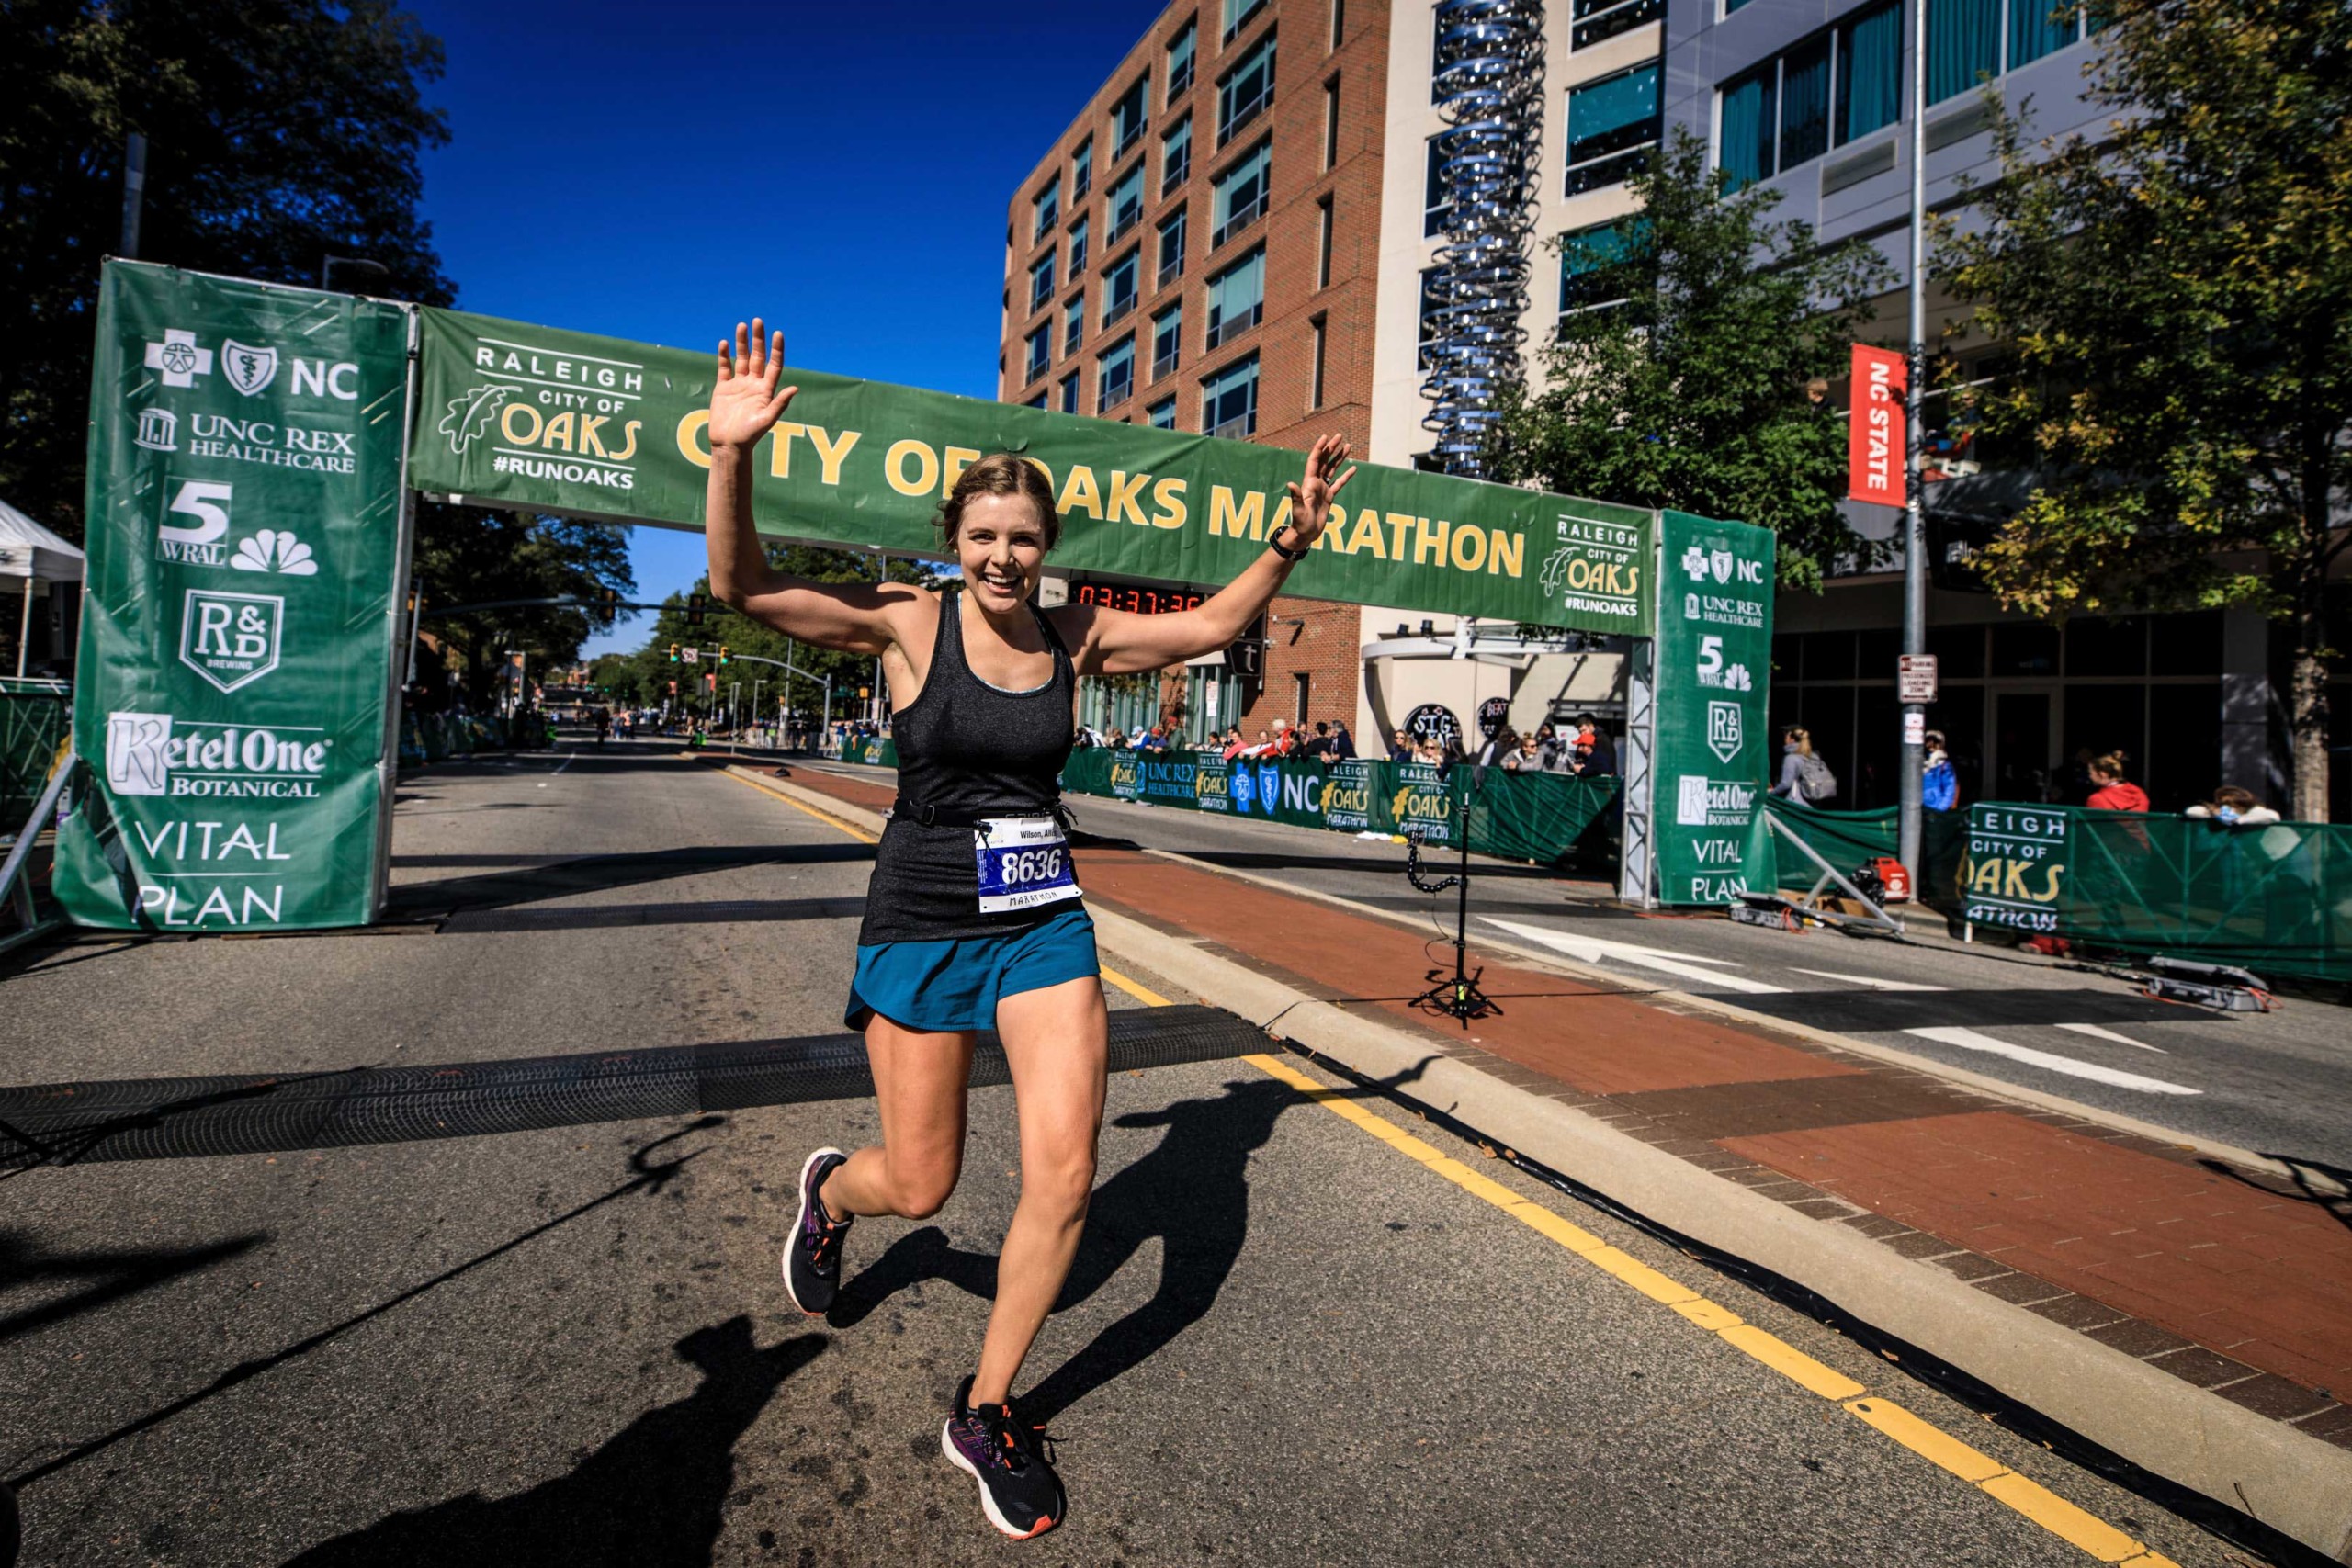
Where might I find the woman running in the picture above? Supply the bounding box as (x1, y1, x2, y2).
(703, 321, 1353, 1540)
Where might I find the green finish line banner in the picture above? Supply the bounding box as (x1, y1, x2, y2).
(53, 261, 413, 931)
(410, 307, 1655, 632)
(1651, 511, 1776, 905)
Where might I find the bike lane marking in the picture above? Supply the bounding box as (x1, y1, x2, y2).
(1099, 961, 2184, 1568)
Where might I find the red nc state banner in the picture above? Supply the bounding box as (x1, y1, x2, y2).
(1848, 344, 1907, 506)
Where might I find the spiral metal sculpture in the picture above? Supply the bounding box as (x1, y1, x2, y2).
(1420, 0, 1547, 479)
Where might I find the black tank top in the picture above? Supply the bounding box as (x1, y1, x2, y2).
(857, 590, 1078, 944)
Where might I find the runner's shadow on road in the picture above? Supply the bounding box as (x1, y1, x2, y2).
(829, 1074, 1316, 1422)
(281, 1316, 823, 1568)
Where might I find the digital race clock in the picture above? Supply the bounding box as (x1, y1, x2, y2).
(1067, 579, 1207, 615)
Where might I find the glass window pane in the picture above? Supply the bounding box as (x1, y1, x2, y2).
(1567, 63, 1661, 163)
(1205, 247, 1264, 346)
(1073, 138, 1093, 196)
(1029, 254, 1056, 307)
(1148, 396, 1177, 430)
(1928, 0, 1999, 105)
(1218, 35, 1277, 143)
(1718, 70, 1774, 187)
(1418, 267, 1442, 369)
(1033, 181, 1059, 240)
(1069, 216, 1088, 274)
(1114, 74, 1151, 153)
(1424, 136, 1451, 236)
(1168, 20, 1196, 99)
(1158, 209, 1188, 285)
(1162, 118, 1192, 194)
(2008, 0, 2077, 68)
(1024, 326, 1050, 381)
(1781, 38, 1831, 166)
(1836, 5, 1903, 144)
(1108, 164, 1144, 234)
(1212, 141, 1271, 242)
(1558, 220, 1634, 313)
(1202, 354, 1259, 435)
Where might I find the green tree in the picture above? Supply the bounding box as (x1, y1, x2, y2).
(0, 0, 453, 538)
(1936, 0, 2351, 820)
(410, 507, 635, 707)
(1488, 131, 1895, 590)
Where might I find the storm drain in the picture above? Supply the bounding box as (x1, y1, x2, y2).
(0, 1004, 1264, 1167)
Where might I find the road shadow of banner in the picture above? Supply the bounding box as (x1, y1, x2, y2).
(1060, 748, 1618, 865)
(408, 306, 1657, 634)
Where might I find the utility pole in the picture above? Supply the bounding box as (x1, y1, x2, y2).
(1897, 0, 1930, 880)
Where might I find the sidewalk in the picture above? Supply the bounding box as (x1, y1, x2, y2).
(771, 762, 2352, 1456)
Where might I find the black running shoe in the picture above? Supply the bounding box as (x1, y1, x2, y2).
(781, 1147, 852, 1316)
(942, 1375, 1064, 1540)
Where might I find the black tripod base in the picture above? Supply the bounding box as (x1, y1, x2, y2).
(1410, 963, 1503, 1027)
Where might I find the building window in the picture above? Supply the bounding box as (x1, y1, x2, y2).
(1423, 135, 1452, 237)
(1928, 0, 1999, 106)
(1162, 116, 1193, 196)
(1148, 394, 1178, 430)
(1152, 301, 1183, 381)
(1202, 354, 1260, 437)
(1782, 37, 1834, 165)
(1024, 392, 1048, 409)
(1293, 671, 1312, 727)
(1024, 324, 1050, 382)
(1418, 267, 1443, 369)
(1565, 62, 1662, 194)
(1105, 163, 1146, 242)
(1168, 17, 1196, 99)
(1837, 5, 1903, 143)
(1308, 313, 1328, 409)
(1158, 208, 1189, 288)
(1212, 140, 1271, 246)
(1316, 194, 1333, 288)
(1064, 293, 1085, 355)
(1223, 0, 1267, 44)
(1205, 245, 1265, 349)
(1430, 9, 1446, 106)
(1572, 0, 1663, 52)
(1558, 220, 1634, 324)
(1217, 33, 1277, 146)
(1330, 0, 1345, 49)
(1060, 373, 1080, 415)
(1113, 73, 1151, 158)
(2010, 0, 2098, 69)
(1069, 215, 1090, 276)
(1072, 137, 1093, 197)
(1322, 77, 1340, 169)
(1098, 335, 1136, 411)
(1103, 249, 1141, 325)
(1718, 67, 1775, 190)
(1032, 179, 1060, 242)
(1029, 253, 1057, 310)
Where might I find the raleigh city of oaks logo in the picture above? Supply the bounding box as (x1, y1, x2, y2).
(438, 383, 514, 455)
(1537, 513, 1644, 622)
(1706, 699, 1744, 763)
(134, 407, 178, 452)
(220, 340, 279, 396)
(179, 589, 284, 693)
(440, 335, 649, 492)
(107, 710, 331, 800)
(143, 329, 214, 389)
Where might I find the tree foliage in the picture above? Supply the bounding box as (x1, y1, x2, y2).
(599, 547, 939, 722)
(0, 0, 454, 538)
(1936, 0, 2352, 818)
(1488, 131, 1895, 590)
(410, 507, 635, 707)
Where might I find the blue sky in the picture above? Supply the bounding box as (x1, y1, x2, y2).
(402, 0, 1166, 657)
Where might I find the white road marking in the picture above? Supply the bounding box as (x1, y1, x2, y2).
(1788, 969, 1948, 992)
(1903, 1026, 2199, 1095)
(1483, 918, 1792, 995)
(2053, 1021, 2165, 1054)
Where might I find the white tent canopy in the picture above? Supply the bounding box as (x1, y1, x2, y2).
(0, 496, 84, 587)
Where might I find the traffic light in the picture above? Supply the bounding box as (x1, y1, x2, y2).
(667, 644, 680, 663)
(597, 586, 620, 626)
(717, 644, 731, 668)
(685, 592, 708, 628)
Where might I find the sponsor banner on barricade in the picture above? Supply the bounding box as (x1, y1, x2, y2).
(409, 307, 1655, 635)
(53, 262, 412, 931)
(1651, 511, 1775, 905)
(1962, 804, 2070, 932)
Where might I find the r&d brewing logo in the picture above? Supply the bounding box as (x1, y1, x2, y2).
(179, 589, 283, 693)
(107, 712, 332, 798)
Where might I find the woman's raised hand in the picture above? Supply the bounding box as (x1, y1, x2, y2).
(710, 318, 797, 453)
(1283, 433, 1358, 544)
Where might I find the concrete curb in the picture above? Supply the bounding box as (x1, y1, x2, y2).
(729, 764, 2352, 1558)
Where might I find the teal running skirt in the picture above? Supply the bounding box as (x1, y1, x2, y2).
(845, 905, 1099, 1032)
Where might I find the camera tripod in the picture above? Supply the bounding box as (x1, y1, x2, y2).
(1404, 762, 1501, 1027)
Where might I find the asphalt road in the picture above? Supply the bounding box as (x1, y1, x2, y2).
(0, 740, 2244, 1564)
(888, 763, 2352, 1170)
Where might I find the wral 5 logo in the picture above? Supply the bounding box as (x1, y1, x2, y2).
(107, 712, 332, 798)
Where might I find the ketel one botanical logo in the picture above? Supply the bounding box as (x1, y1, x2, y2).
(142, 328, 214, 389)
(1706, 700, 1744, 764)
(220, 340, 279, 396)
(179, 589, 284, 693)
(107, 711, 331, 799)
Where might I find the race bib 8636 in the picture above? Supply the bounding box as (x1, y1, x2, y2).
(974, 816, 1081, 914)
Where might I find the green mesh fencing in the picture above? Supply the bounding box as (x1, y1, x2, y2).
(2, 687, 70, 830)
(2041, 807, 2352, 984)
(1757, 803, 1968, 908)
(1461, 769, 1619, 864)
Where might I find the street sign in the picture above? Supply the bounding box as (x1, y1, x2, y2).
(680, 645, 701, 663)
(1897, 653, 1938, 704)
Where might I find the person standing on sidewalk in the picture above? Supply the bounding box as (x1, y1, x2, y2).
(702, 320, 1356, 1540)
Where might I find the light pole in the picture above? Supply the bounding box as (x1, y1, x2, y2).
(1897, 0, 1930, 879)
(752, 676, 765, 747)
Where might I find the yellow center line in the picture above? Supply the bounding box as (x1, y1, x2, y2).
(721, 768, 878, 844)
(761, 784, 2181, 1568)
